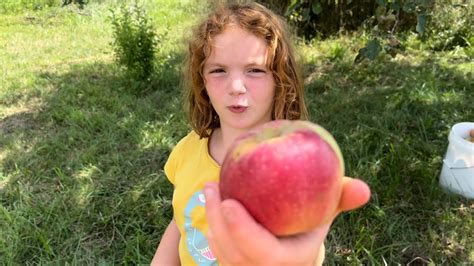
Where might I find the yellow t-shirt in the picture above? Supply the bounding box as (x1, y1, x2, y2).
(164, 131, 220, 265)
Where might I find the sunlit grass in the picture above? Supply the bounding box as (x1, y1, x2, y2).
(0, 0, 473, 264)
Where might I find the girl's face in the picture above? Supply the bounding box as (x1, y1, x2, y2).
(203, 26, 275, 132)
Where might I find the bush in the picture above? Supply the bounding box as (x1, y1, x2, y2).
(62, 0, 88, 9)
(256, 0, 291, 16)
(258, 0, 436, 38)
(354, 0, 471, 63)
(111, 2, 161, 81)
(261, 0, 385, 38)
(0, 0, 92, 13)
(426, 1, 473, 51)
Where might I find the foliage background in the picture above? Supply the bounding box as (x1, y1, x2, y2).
(0, 0, 472, 264)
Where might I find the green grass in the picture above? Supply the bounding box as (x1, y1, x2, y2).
(1, 0, 473, 264)
(300, 36, 473, 264)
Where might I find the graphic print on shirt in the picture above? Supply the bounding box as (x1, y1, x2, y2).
(184, 190, 217, 265)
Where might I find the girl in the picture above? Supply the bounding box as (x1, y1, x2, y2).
(152, 2, 370, 265)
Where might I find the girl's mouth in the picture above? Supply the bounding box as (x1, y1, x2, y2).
(228, 106, 247, 113)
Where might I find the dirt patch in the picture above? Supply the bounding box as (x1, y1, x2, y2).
(401, 246, 432, 265)
(0, 100, 43, 135)
(0, 110, 38, 134)
(0, 100, 44, 164)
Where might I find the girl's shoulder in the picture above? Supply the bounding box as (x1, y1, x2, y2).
(172, 130, 208, 153)
(177, 130, 203, 145)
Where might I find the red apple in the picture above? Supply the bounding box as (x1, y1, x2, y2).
(219, 120, 344, 236)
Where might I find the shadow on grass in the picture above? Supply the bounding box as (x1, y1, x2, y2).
(303, 55, 473, 264)
(0, 53, 188, 263)
(0, 49, 472, 264)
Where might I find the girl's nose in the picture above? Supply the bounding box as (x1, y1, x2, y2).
(229, 75, 247, 95)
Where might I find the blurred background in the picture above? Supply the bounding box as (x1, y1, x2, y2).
(0, 0, 472, 264)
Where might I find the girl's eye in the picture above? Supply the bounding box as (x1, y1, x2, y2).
(209, 68, 225, 74)
(249, 68, 266, 73)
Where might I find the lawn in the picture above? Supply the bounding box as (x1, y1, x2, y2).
(0, 0, 473, 264)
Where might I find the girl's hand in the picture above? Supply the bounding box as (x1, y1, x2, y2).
(203, 177, 370, 266)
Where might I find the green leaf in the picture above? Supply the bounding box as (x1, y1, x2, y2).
(416, 13, 427, 35)
(390, 0, 402, 11)
(355, 39, 382, 63)
(416, 0, 432, 6)
(312, 1, 322, 15)
(364, 39, 382, 59)
(285, 0, 301, 16)
(375, 5, 386, 17)
(376, 0, 387, 7)
(302, 7, 310, 21)
(403, 2, 416, 13)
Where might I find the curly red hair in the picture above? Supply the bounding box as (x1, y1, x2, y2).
(185, 1, 308, 138)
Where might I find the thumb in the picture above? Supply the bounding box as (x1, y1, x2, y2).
(220, 198, 276, 240)
(219, 198, 280, 257)
(338, 177, 371, 213)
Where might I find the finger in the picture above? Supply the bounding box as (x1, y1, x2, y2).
(203, 182, 243, 263)
(337, 177, 371, 213)
(220, 193, 331, 264)
(205, 228, 226, 264)
(219, 198, 281, 260)
(279, 223, 331, 264)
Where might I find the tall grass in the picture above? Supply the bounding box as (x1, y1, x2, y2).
(0, 0, 111, 14)
(300, 36, 473, 263)
(1, 0, 472, 264)
(0, 0, 60, 14)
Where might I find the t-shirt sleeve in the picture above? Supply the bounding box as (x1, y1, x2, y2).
(164, 144, 179, 186)
(164, 133, 193, 185)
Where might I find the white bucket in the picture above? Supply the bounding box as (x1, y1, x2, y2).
(439, 122, 474, 198)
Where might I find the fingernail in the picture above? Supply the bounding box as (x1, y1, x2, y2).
(222, 205, 234, 224)
(203, 185, 214, 201)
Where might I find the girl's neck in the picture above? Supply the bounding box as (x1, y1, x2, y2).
(209, 126, 247, 166)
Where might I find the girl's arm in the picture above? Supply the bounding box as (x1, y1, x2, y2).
(151, 219, 180, 266)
